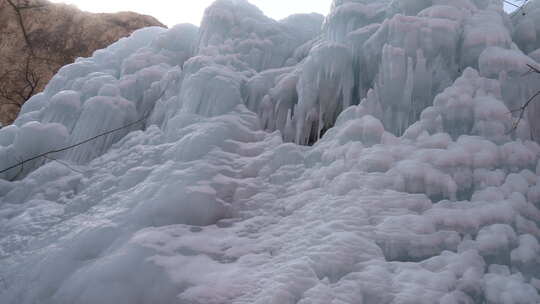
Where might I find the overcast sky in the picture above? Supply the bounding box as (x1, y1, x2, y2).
(49, 0, 521, 27)
(48, 0, 331, 27)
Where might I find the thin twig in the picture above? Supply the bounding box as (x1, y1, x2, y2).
(526, 63, 540, 74)
(504, 0, 521, 8)
(6, 0, 35, 55)
(0, 55, 40, 108)
(18, 4, 47, 10)
(521, 64, 540, 77)
(509, 0, 529, 18)
(508, 90, 540, 133)
(23, 56, 39, 100)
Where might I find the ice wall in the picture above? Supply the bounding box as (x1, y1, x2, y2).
(513, 1, 540, 53)
(244, 0, 527, 139)
(1, 0, 540, 303)
(197, 0, 323, 72)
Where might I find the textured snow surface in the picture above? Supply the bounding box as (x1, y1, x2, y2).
(1, 0, 540, 303)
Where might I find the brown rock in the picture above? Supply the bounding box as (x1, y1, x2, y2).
(0, 0, 165, 124)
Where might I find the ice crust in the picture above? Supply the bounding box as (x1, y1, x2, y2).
(1, 0, 540, 303)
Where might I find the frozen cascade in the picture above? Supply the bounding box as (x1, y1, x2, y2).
(197, 0, 323, 72)
(323, 0, 388, 43)
(512, 1, 540, 54)
(64, 95, 138, 164)
(478, 46, 540, 141)
(294, 42, 354, 144)
(360, 11, 463, 134)
(1, 0, 540, 303)
(461, 8, 513, 69)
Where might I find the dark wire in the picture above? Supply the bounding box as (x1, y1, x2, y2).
(0, 111, 151, 175)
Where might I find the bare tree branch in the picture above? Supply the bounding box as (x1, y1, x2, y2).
(22, 56, 39, 101)
(508, 61, 540, 133)
(509, 90, 540, 132)
(17, 4, 47, 10)
(6, 0, 35, 54)
(504, 0, 521, 8)
(508, 0, 529, 17)
(0, 1, 47, 113)
(526, 63, 540, 74)
(0, 55, 40, 109)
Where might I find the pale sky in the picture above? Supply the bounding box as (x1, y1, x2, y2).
(48, 0, 332, 27)
(49, 0, 521, 28)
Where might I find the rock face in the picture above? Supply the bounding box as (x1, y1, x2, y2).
(0, 0, 164, 124)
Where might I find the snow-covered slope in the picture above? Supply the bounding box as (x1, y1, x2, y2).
(1, 0, 540, 303)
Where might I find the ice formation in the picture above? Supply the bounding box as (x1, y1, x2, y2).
(1, 0, 540, 303)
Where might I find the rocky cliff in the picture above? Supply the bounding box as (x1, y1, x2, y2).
(0, 0, 164, 124)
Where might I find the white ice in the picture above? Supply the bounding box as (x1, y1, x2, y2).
(1, 0, 540, 303)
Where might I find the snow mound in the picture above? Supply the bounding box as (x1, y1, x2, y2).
(1, 0, 540, 303)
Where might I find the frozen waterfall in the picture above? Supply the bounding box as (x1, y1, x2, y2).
(1, 0, 540, 303)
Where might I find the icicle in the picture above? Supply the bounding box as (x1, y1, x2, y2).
(294, 42, 354, 144)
